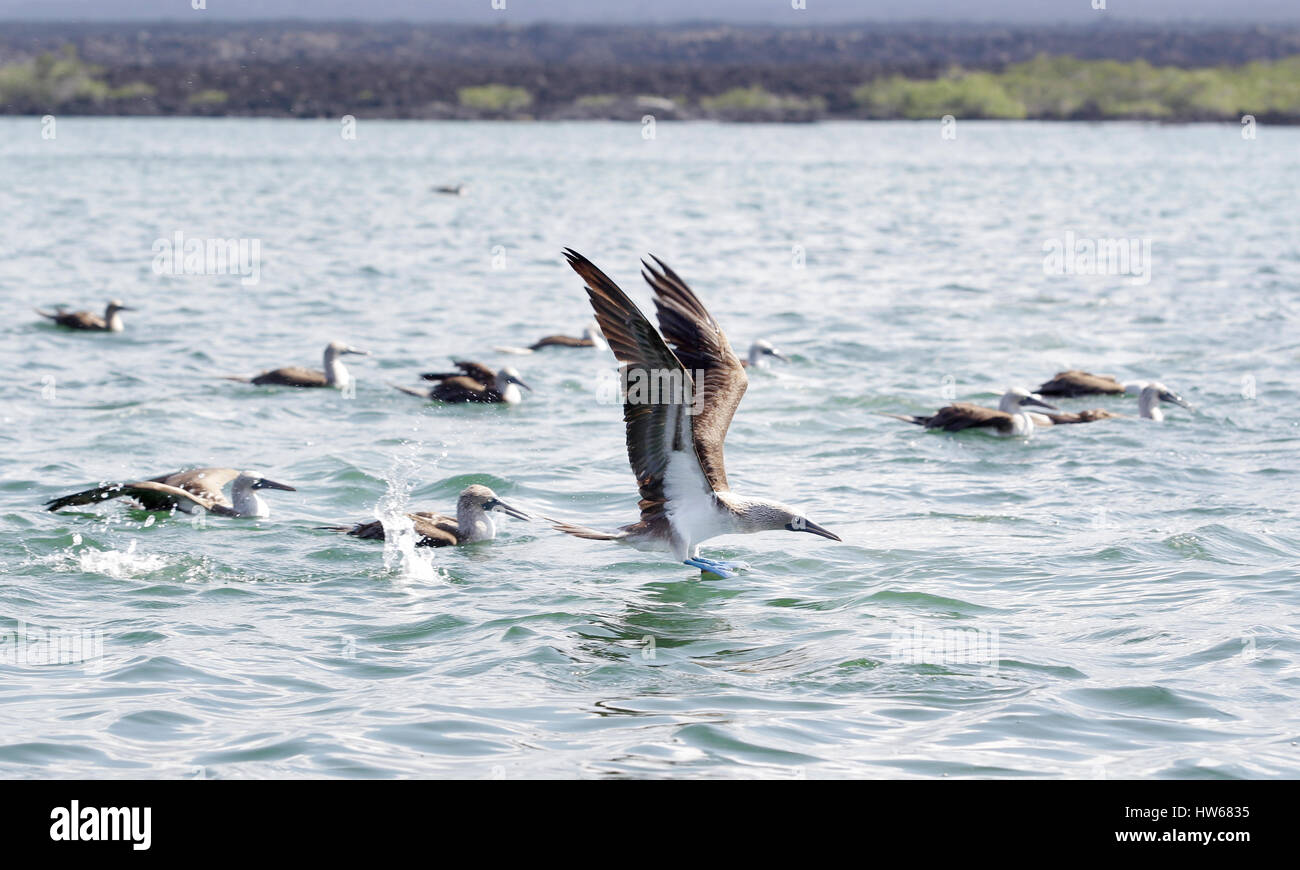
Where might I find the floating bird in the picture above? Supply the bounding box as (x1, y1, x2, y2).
(495, 320, 609, 354)
(45, 467, 295, 518)
(433, 184, 467, 196)
(35, 299, 134, 332)
(321, 484, 530, 547)
(1137, 383, 1193, 421)
(739, 339, 788, 369)
(394, 361, 531, 404)
(882, 388, 1058, 437)
(548, 249, 840, 579)
(1036, 369, 1187, 405)
(225, 341, 369, 389)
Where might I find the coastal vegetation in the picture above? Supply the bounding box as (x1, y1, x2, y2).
(2, 24, 1299, 122)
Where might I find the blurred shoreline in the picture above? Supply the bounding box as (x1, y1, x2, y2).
(3, 21, 1299, 122)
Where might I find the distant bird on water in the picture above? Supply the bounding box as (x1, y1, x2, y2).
(322, 485, 530, 547)
(739, 339, 788, 369)
(394, 361, 531, 404)
(495, 320, 608, 354)
(36, 299, 134, 332)
(224, 341, 369, 389)
(432, 184, 467, 196)
(882, 387, 1058, 437)
(548, 249, 841, 579)
(1036, 370, 1188, 405)
(45, 467, 295, 518)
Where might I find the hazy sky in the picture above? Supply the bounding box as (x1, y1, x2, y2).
(2, 0, 1298, 23)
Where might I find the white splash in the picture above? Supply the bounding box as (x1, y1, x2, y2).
(374, 444, 445, 582)
(75, 539, 167, 579)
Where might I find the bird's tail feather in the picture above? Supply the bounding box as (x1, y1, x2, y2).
(876, 412, 925, 425)
(546, 517, 625, 541)
(390, 383, 429, 398)
(218, 375, 251, 382)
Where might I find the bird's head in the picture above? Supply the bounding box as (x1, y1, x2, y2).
(460, 484, 530, 520)
(1000, 387, 1057, 413)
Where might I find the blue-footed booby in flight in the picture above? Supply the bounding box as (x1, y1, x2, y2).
(883, 387, 1058, 437)
(322, 484, 530, 547)
(225, 341, 369, 389)
(394, 361, 531, 404)
(45, 467, 295, 518)
(36, 299, 134, 332)
(548, 249, 840, 579)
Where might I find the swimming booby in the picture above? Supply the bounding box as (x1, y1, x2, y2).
(494, 321, 608, 355)
(739, 339, 788, 369)
(549, 249, 840, 579)
(883, 388, 1058, 437)
(395, 361, 531, 404)
(1137, 383, 1193, 421)
(433, 184, 467, 196)
(1036, 370, 1188, 407)
(226, 341, 369, 389)
(36, 299, 134, 332)
(322, 485, 530, 547)
(45, 467, 295, 518)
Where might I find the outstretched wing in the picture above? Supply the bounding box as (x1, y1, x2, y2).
(153, 467, 240, 505)
(563, 248, 712, 530)
(641, 255, 747, 492)
(46, 480, 224, 514)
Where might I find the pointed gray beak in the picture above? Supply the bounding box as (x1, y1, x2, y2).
(116, 306, 137, 311)
(253, 478, 296, 492)
(513, 379, 533, 393)
(768, 349, 789, 362)
(488, 498, 530, 521)
(1020, 396, 1058, 411)
(794, 519, 841, 542)
(343, 348, 370, 356)
(1160, 390, 1193, 410)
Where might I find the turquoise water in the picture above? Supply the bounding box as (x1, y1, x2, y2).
(1, 118, 1298, 778)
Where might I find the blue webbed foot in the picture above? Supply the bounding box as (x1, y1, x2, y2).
(694, 556, 749, 573)
(684, 557, 736, 578)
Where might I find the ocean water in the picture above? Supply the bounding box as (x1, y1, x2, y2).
(0, 118, 1297, 779)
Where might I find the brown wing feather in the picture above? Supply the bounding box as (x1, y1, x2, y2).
(44, 309, 106, 330)
(250, 366, 328, 387)
(422, 361, 496, 385)
(641, 255, 747, 492)
(46, 480, 222, 513)
(530, 335, 592, 349)
(1036, 370, 1125, 397)
(429, 376, 497, 403)
(342, 512, 460, 546)
(924, 403, 1015, 433)
(1042, 409, 1121, 425)
(151, 467, 240, 505)
(563, 248, 701, 530)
